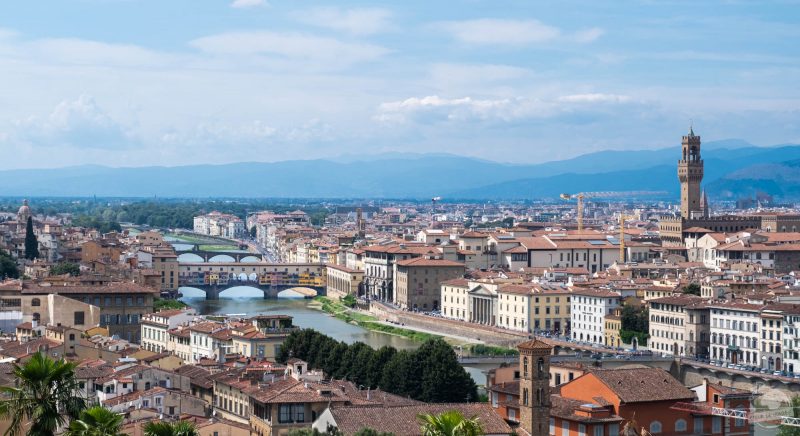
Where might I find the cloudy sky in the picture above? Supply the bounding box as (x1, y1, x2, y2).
(0, 0, 798, 169)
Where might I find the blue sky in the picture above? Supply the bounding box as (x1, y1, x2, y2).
(0, 0, 798, 169)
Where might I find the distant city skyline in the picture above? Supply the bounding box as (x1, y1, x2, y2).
(0, 0, 798, 169)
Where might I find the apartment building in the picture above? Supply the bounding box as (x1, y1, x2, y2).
(648, 295, 706, 356)
(325, 263, 364, 299)
(761, 307, 784, 371)
(140, 308, 197, 353)
(441, 278, 471, 321)
(363, 243, 439, 302)
(393, 257, 465, 310)
(570, 288, 621, 345)
(709, 302, 763, 366)
(782, 306, 800, 373)
(193, 212, 245, 238)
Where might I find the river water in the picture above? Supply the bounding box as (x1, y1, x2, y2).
(179, 286, 490, 385)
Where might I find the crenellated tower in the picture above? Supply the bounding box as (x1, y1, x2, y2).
(678, 126, 703, 219)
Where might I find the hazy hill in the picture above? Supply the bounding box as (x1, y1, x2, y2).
(1, 139, 799, 199)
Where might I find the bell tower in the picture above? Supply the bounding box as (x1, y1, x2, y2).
(678, 126, 703, 219)
(518, 339, 552, 436)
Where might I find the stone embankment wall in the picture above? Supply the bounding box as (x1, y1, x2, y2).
(370, 302, 528, 346)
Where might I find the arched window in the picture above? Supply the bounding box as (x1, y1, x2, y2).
(31, 298, 40, 307)
(523, 357, 528, 377)
(535, 388, 541, 405)
(675, 419, 687, 432)
(69, 334, 75, 341)
(650, 421, 662, 434)
(32, 312, 40, 322)
(537, 357, 545, 379)
(522, 388, 529, 406)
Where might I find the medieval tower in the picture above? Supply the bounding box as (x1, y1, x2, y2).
(678, 126, 704, 219)
(518, 339, 552, 436)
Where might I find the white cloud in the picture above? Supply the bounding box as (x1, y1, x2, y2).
(13, 95, 135, 149)
(573, 27, 605, 43)
(558, 93, 630, 103)
(375, 95, 549, 124)
(189, 31, 389, 67)
(230, 0, 266, 9)
(376, 93, 636, 125)
(439, 19, 560, 45)
(293, 7, 393, 36)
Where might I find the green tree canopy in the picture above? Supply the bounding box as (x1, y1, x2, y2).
(50, 262, 81, 277)
(418, 410, 483, 436)
(279, 330, 477, 403)
(64, 406, 125, 436)
(0, 352, 86, 436)
(0, 249, 19, 279)
(142, 421, 198, 436)
(24, 216, 39, 260)
(683, 283, 701, 296)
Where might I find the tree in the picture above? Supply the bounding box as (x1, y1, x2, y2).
(50, 262, 81, 277)
(24, 216, 39, 260)
(778, 396, 800, 436)
(0, 352, 86, 436)
(683, 283, 701, 296)
(0, 250, 19, 279)
(416, 339, 478, 403)
(142, 421, 198, 436)
(418, 411, 483, 436)
(65, 406, 124, 436)
(249, 226, 257, 238)
(621, 305, 648, 333)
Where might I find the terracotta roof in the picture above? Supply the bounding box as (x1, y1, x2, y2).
(327, 403, 512, 435)
(517, 339, 552, 351)
(441, 278, 470, 287)
(395, 257, 464, 268)
(550, 395, 623, 423)
(589, 368, 695, 403)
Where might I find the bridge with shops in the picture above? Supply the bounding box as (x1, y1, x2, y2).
(178, 262, 326, 299)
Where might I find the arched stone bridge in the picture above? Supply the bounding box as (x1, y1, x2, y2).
(178, 262, 326, 300)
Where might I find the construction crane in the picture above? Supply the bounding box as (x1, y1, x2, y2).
(559, 191, 667, 231)
(619, 213, 637, 263)
(430, 196, 442, 222)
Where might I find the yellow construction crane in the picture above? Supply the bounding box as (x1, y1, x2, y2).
(619, 213, 637, 263)
(559, 191, 666, 231)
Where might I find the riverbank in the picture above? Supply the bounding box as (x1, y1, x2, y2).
(309, 297, 476, 346)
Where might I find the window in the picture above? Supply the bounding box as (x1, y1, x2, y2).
(712, 417, 721, 434)
(562, 421, 570, 436)
(593, 425, 604, 436)
(31, 298, 40, 307)
(74, 311, 85, 326)
(693, 417, 703, 434)
(578, 424, 586, 436)
(523, 357, 528, 377)
(675, 419, 687, 432)
(550, 418, 555, 435)
(650, 421, 662, 434)
(522, 388, 529, 406)
(608, 424, 619, 436)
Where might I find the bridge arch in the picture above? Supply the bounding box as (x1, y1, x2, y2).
(240, 256, 262, 263)
(208, 254, 236, 263)
(178, 253, 204, 263)
(278, 287, 319, 298)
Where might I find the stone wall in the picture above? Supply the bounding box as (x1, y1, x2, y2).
(370, 302, 528, 347)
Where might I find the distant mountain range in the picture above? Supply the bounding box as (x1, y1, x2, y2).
(2, 139, 800, 199)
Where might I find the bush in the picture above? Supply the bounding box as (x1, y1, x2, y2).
(620, 329, 649, 346)
(341, 294, 357, 308)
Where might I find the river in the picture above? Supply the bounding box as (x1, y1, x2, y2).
(179, 286, 491, 385)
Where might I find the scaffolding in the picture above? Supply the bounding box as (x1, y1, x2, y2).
(670, 402, 798, 427)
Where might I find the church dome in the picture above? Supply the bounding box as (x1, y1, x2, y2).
(17, 199, 31, 217)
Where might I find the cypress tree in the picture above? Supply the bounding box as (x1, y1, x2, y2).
(24, 216, 39, 260)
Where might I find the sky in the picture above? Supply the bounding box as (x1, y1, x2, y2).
(0, 0, 799, 169)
